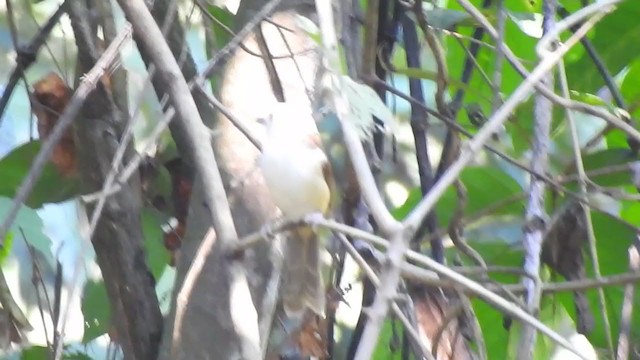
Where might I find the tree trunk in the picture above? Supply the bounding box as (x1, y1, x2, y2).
(158, 0, 320, 358)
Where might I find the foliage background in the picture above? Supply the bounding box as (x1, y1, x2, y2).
(0, 0, 639, 359)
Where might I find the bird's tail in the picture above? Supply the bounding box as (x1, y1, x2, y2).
(281, 227, 325, 318)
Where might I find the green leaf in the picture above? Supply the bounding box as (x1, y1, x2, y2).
(443, 3, 538, 127)
(566, 1, 640, 93)
(507, 11, 543, 38)
(206, 5, 235, 49)
(473, 299, 509, 359)
(21, 346, 49, 360)
(341, 75, 397, 139)
(459, 167, 524, 217)
(394, 166, 523, 228)
(0, 197, 55, 270)
(141, 208, 170, 279)
(393, 185, 455, 224)
(21, 345, 92, 359)
(621, 59, 640, 108)
(0, 141, 79, 208)
(82, 280, 110, 343)
(569, 90, 610, 107)
(506, 0, 542, 12)
(0, 232, 13, 265)
(506, 299, 574, 359)
(295, 15, 321, 45)
(391, 66, 488, 101)
(372, 319, 402, 360)
(568, 148, 637, 188)
(423, 8, 475, 29)
(568, 212, 640, 350)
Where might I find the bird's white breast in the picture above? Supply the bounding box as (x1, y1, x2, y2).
(259, 135, 330, 219)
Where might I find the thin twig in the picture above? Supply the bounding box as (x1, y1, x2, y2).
(377, 79, 640, 232)
(194, 0, 307, 61)
(492, 0, 506, 113)
(18, 228, 54, 348)
(449, 181, 486, 268)
(228, 215, 640, 295)
(334, 233, 434, 360)
(456, 0, 638, 147)
(559, 59, 614, 355)
(173, 228, 216, 357)
(0, 0, 68, 125)
(314, 0, 400, 233)
(195, 86, 262, 150)
(399, 11, 441, 259)
(197, 0, 284, 82)
(431, 303, 464, 359)
(308, 220, 586, 358)
(0, 25, 132, 248)
(403, 2, 613, 236)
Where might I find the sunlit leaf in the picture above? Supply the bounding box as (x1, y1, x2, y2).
(507, 12, 543, 38)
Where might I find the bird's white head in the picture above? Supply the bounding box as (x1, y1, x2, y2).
(258, 102, 318, 141)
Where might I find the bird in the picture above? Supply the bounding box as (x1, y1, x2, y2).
(258, 102, 332, 318)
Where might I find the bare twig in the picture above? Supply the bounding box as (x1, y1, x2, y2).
(430, 303, 464, 359)
(492, 0, 506, 112)
(0, 0, 68, 126)
(195, 86, 262, 150)
(518, 1, 556, 356)
(314, 0, 400, 233)
(399, 11, 441, 258)
(378, 79, 639, 232)
(302, 217, 583, 358)
(456, 0, 638, 147)
(197, 0, 284, 82)
(227, 215, 640, 295)
(449, 181, 486, 268)
(18, 228, 54, 349)
(194, 0, 304, 61)
(173, 229, 216, 356)
(335, 233, 433, 360)
(412, 1, 448, 115)
(258, 247, 282, 358)
(403, 1, 613, 236)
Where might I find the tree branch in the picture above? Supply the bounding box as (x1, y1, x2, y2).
(116, 1, 261, 359)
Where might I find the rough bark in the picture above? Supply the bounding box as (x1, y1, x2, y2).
(68, 2, 163, 359)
